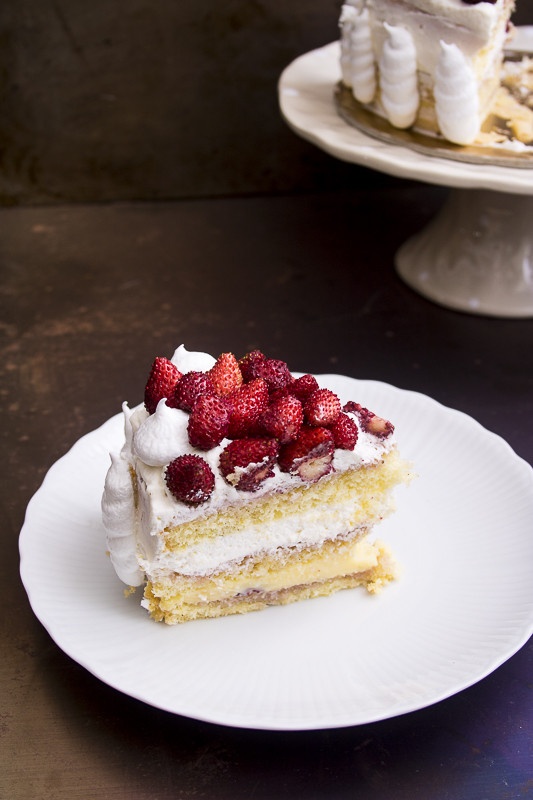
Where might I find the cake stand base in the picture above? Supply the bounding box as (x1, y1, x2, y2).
(395, 189, 533, 318)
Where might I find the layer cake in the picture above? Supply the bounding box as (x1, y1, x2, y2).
(102, 346, 412, 623)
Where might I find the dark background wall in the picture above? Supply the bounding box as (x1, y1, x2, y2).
(0, 1, 531, 206)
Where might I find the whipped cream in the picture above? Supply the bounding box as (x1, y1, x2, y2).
(171, 344, 215, 373)
(133, 399, 189, 467)
(435, 41, 480, 144)
(340, 5, 377, 104)
(102, 450, 145, 586)
(102, 346, 397, 585)
(356, 0, 506, 74)
(379, 23, 419, 129)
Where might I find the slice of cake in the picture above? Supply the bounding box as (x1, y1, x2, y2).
(102, 346, 412, 624)
(338, 0, 516, 145)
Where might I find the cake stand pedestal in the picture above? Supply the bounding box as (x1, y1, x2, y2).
(279, 41, 533, 318)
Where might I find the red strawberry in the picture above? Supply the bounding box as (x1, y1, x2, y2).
(165, 454, 215, 504)
(268, 386, 293, 403)
(255, 358, 293, 391)
(331, 412, 358, 450)
(227, 378, 269, 438)
(365, 415, 394, 437)
(278, 426, 335, 482)
(291, 373, 319, 401)
(144, 357, 182, 414)
(304, 388, 341, 427)
(343, 401, 394, 438)
(187, 394, 231, 450)
(219, 438, 279, 491)
(168, 371, 214, 411)
(238, 350, 266, 382)
(258, 394, 303, 444)
(209, 352, 243, 396)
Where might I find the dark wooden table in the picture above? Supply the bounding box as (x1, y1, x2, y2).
(2, 180, 532, 799)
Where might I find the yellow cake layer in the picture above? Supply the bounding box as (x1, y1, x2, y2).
(161, 449, 407, 551)
(144, 535, 397, 624)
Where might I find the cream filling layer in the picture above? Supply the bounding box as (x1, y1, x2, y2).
(148, 538, 390, 605)
(139, 510, 381, 579)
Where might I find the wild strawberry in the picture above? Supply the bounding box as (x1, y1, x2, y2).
(144, 357, 182, 414)
(227, 378, 269, 438)
(343, 401, 361, 415)
(291, 373, 319, 401)
(219, 438, 279, 491)
(278, 426, 335, 483)
(343, 401, 394, 438)
(365, 415, 394, 437)
(304, 388, 341, 427)
(187, 394, 231, 450)
(208, 352, 243, 396)
(238, 350, 266, 382)
(268, 386, 292, 403)
(255, 358, 293, 391)
(165, 454, 215, 504)
(168, 371, 214, 411)
(258, 394, 303, 444)
(331, 412, 358, 450)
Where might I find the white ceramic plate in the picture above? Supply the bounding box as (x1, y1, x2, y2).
(19, 376, 533, 730)
(278, 40, 533, 195)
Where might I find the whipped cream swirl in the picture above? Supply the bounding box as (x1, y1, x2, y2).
(434, 41, 480, 145)
(340, 4, 376, 104)
(133, 399, 189, 467)
(379, 23, 419, 129)
(102, 449, 144, 586)
(171, 344, 215, 374)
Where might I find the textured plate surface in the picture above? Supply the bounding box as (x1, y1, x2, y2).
(19, 377, 533, 730)
(279, 40, 533, 194)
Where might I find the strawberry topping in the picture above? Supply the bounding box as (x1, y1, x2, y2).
(255, 358, 293, 391)
(331, 412, 358, 450)
(139, 349, 395, 503)
(258, 394, 303, 444)
(168, 371, 214, 411)
(304, 388, 342, 427)
(238, 351, 293, 391)
(227, 378, 269, 439)
(144, 357, 182, 414)
(219, 438, 279, 491)
(187, 394, 231, 450)
(343, 402, 394, 438)
(278, 426, 335, 482)
(238, 350, 266, 382)
(209, 352, 243, 396)
(291, 373, 319, 401)
(165, 454, 215, 504)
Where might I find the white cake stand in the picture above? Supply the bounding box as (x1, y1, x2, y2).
(279, 36, 533, 317)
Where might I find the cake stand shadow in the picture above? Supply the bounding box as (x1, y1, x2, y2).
(278, 40, 533, 318)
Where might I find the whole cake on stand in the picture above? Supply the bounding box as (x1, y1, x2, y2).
(278, 9, 533, 317)
(338, 0, 519, 146)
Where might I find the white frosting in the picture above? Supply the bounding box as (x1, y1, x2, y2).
(435, 41, 480, 144)
(102, 452, 144, 586)
(340, 5, 377, 103)
(132, 399, 189, 467)
(379, 23, 419, 129)
(103, 348, 397, 586)
(365, 0, 507, 73)
(171, 344, 215, 373)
